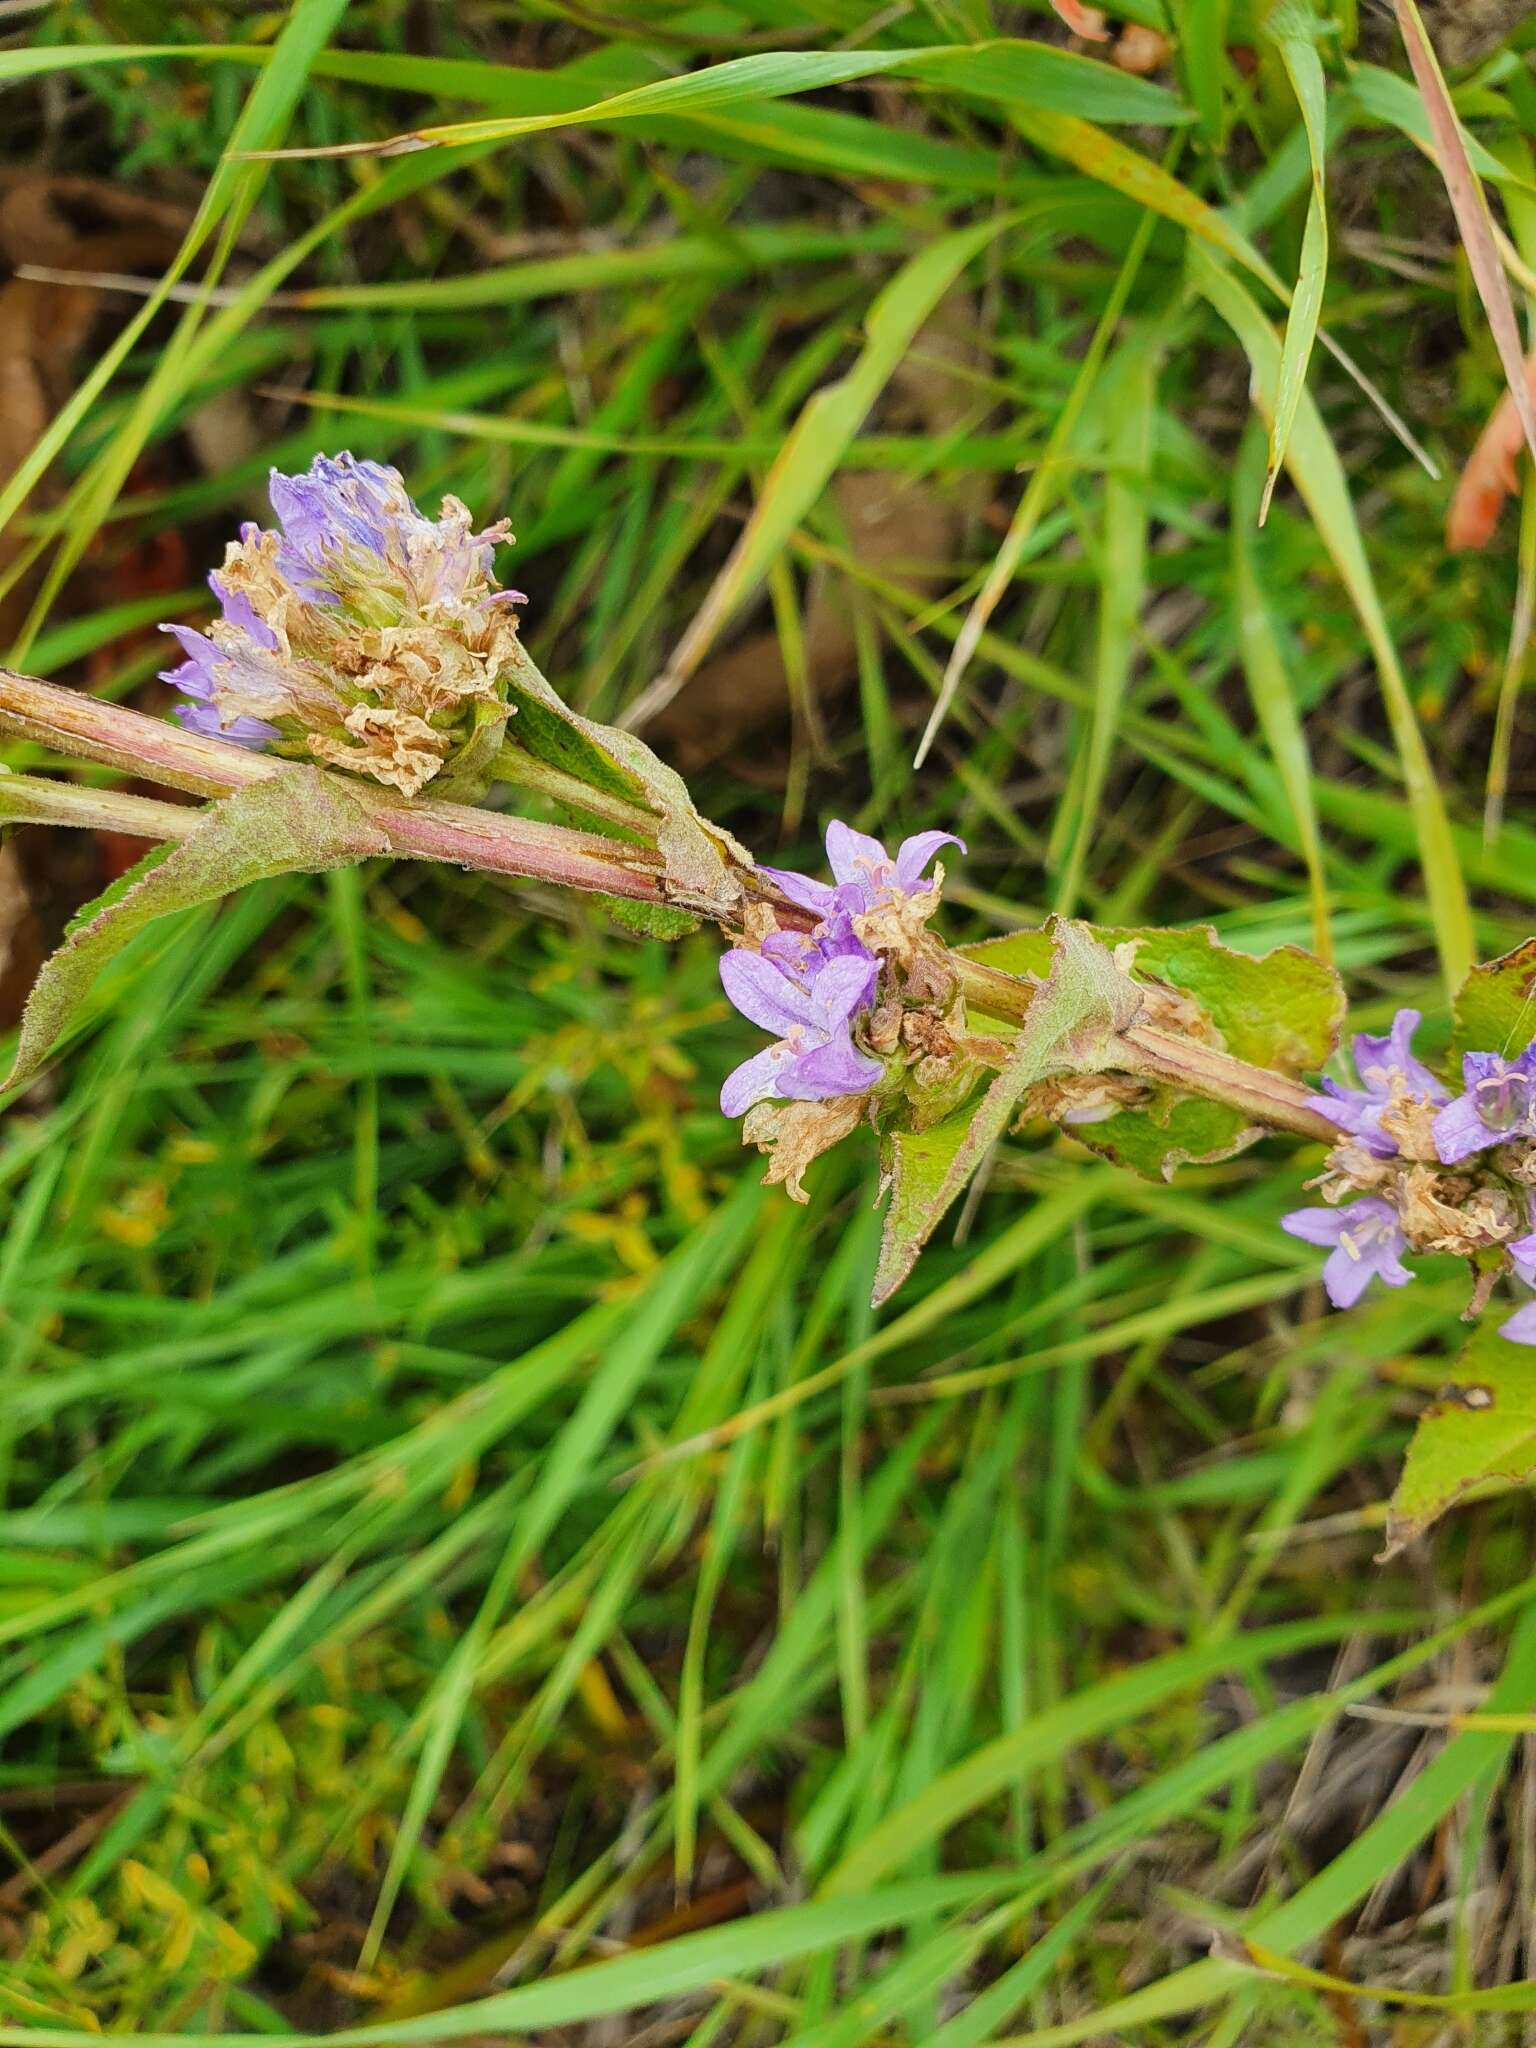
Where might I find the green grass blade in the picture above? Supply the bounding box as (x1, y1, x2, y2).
(1191, 244, 1474, 989)
(1262, 2, 1332, 521)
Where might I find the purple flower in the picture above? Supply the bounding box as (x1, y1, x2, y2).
(758, 912, 878, 1009)
(266, 452, 505, 612)
(269, 454, 406, 567)
(1433, 1045, 1536, 1164)
(719, 949, 884, 1116)
(159, 622, 286, 753)
(157, 453, 523, 795)
(173, 701, 281, 745)
(1498, 1220, 1536, 1345)
(758, 821, 965, 920)
(1307, 1008, 1447, 1158)
(1281, 1196, 1415, 1309)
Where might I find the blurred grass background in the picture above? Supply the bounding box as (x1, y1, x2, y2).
(5, 1, 1536, 2039)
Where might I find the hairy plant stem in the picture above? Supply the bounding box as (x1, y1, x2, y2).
(950, 953, 1340, 1145)
(0, 770, 198, 841)
(0, 670, 671, 907)
(1115, 1023, 1341, 1145)
(1, 669, 1346, 1147)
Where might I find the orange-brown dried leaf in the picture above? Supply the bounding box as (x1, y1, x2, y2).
(1447, 347, 1536, 550)
(1050, 0, 1112, 41)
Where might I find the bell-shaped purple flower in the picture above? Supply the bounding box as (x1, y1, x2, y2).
(758, 820, 964, 919)
(1281, 1195, 1415, 1309)
(719, 949, 884, 1116)
(1434, 1045, 1536, 1165)
(1307, 1008, 1447, 1158)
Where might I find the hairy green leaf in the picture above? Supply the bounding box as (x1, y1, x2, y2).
(502, 645, 745, 916)
(873, 921, 1138, 1305)
(601, 897, 702, 941)
(1385, 1323, 1536, 1556)
(5, 770, 389, 1092)
(1450, 940, 1536, 1065)
(962, 922, 1344, 1179)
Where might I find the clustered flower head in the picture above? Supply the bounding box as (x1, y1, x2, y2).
(718, 821, 981, 1199)
(1285, 1008, 1536, 1344)
(160, 453, 525, 798)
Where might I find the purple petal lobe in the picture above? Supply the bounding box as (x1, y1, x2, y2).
(1501, 1299, 1536, 1346)
(1281, 1205, 1344, 1249)
(1511, 1228, 1536, 1290)
(720, 950, 815, 1036)
(893, 830, 965, 891)
(213, 579, 280, 651)
(809, 952, 880, 1028)
(824, 820, 892, 891)
(720, 1044, 792, 1117)
(777, 1028, 884, 1101)
(174, 704, 279, 745)
(1322, 1242, 1378, 1310)
(755, 865, 837, 915)
(1433, 1094, 1500, 1165)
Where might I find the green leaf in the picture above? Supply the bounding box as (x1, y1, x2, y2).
(601, 897, 702, 941)
(962, 921, 1344, 1179)
(501, 644, 746, 916)
(250, 40, 1194, 159)
(1232, 425, 1332, 962)
(872, 1113, 974, 1308)
(1345, 62, 1536, 195)
(1385, 1322, 1536, 1556)
(1054, 323, 1159, 911)
(1450, 940, 1536, 1065)
(872, 921, 1138, 1305)
(4, 770, 389, 1092)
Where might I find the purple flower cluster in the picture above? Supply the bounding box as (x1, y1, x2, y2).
(718, 822, 963, 1117)
(1307, 1008, 1447, 1158)
(160, 453, 523, 796)
(1286, 1007, 1536, 1344)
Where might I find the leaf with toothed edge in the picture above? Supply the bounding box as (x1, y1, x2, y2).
(4, 769, 390, 1092)
(959, 921, 1343, 1180)
(1450, 941, 1536, 1066)
(1384, 1322, 1536, 1557)
(872, 920, 1138, 1305)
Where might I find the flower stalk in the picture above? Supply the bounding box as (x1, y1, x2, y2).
(2, 663, 1358, 1143)
(0, 767, 198, 842)
(950, 953, 1340, 1144)
(0, 668, 670, 907)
